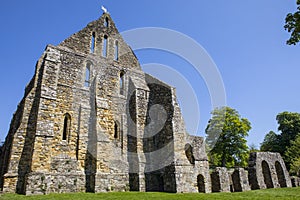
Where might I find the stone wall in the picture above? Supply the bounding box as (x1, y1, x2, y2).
(248, 152, 292, 190)
(0, 55, 45, 194)
(231, 168, 251, 192)
(211, 167, 230, 192)
(0, 13, 141, 194)
(0, 12, 208, 195)
(0, 11, 297, 196)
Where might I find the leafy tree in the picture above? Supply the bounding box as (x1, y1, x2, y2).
(260, 131, 282, 153)
(260, 112, 300, 170)
(206, 106, 251, 168)
(206, 151, 222, 168)
(290, 157, 300, 176)
(276, 112, 300, 154)
(285, 134, 300, 175)
(284, 0, 300, 45)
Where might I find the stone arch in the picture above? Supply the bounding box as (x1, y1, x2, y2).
(275, 161, 287, 187)
(197, 174, 205, 193)
(262, 160, 274, 188)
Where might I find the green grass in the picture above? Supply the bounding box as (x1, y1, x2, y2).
(1, 187, 300, 200)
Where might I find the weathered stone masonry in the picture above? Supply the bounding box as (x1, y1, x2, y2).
(0, 13, 211, 195)
(248, 152, 292, 190)
(0, 12, 295, 195)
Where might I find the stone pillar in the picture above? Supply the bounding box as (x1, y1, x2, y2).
(231, 168, 251, 192)
(211, 167, 231, 192)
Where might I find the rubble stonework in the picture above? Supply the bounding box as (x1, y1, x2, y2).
(0, 13, 211, 195)
(0, 12, 296, 195)
(211, 167, 231, 192)
(248, 152, 292, 190)
(231, 168, 251, 192)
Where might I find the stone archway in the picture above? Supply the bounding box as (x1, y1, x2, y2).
(197, 174, 205, 193)
(275, 161, 287, 187)
(262, 160, 274, 188)
(248, 152, 292, 190)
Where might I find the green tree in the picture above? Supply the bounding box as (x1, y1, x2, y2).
(205, 107, 251, 168)
(276, 112, 300, 154)
(260, 112, 300, 170)
(285, 134, 300, 175)
(290, 157, 300, 176)
(260, 131, 282, 153)
(285, 0, 300, 45)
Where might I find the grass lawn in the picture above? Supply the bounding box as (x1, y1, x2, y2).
(1, 187, 300, 200)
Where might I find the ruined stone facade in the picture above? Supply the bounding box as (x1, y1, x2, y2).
(0, 13, 210, 195)
(0, 12, 295, 195)
(248, 152, 292, 190)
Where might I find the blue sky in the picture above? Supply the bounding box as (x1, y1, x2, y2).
(0, 0, 300, 148)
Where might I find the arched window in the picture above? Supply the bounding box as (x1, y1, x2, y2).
(63, 113, 71, 141)
(102, 35, 108, 57)
(90, 32, 96, 53)
(85, 63, 91, 87)
(114, 121, 120, 139)
(119, 72, 124, 95)
(114, 41, 119, 61)
(104, 17, 109, 27)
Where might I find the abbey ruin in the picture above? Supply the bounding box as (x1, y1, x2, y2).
(0, 12, 296, 195)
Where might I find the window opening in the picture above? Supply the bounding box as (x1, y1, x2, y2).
(102, 35, 108, 57)
(63, 113, 71, 141)
(114, 41, 119, 60)
(85, 64, 91, 87)
(104, 17, 109, 27)
(120, 72, 124, 95)
(114, 121, 119, 139)
(90, 32, 96, 53)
